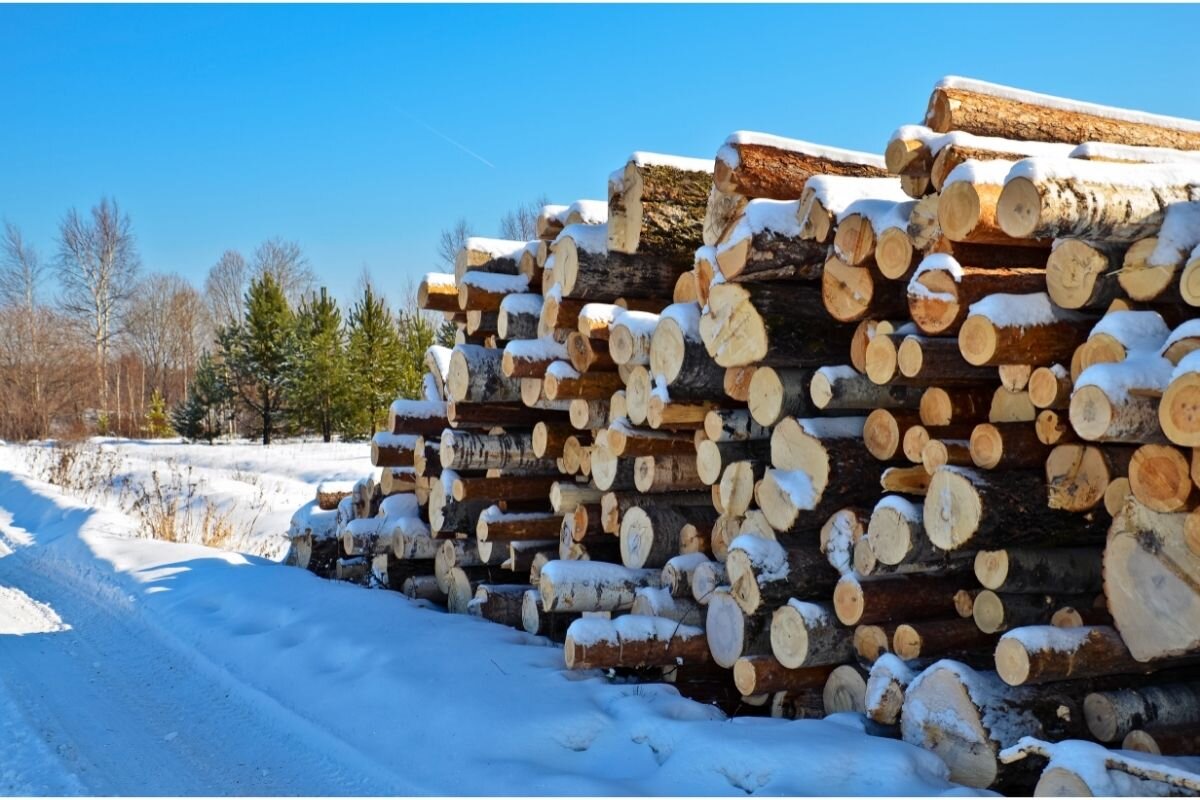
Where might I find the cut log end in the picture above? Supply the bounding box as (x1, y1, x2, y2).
(995, 176, 1042, 240)
(923, 468, 983, 551)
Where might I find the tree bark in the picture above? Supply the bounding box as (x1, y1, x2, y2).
(768, 599, 854, 669)
(925, 466, 1108, 552)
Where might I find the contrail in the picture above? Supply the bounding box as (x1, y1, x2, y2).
(408, 114, 496, 169)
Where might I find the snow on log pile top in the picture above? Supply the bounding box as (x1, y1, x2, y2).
(460, 270, 530, 292)
(1088, 309, 1170, 352)
(628, 151, 713, 173)
(838, 196, 913, 231)
(968, 292, 1087, 328)
(933, 75, 1200, 133)
(389, 399, 446, 418)
(890, 124, 1075, 158)
(942, 159, 1018, 187)
(1005, 156, 1200, 188)
(1077, 356, 1173, 400)
(913, 253, 964, 283)
(719, 131, 886, 169)
(1151, 201, 1200, 265)
(420, 271, 456, 289)
(567, 198, 609, 224)
(804, 175, 909, 216)
(554, 221, 608, 253)
(716, 199, 802, 257)
(463, 237, 528, 259)
(499, 292, 544, 316)
(1070, 141, 1200, 164)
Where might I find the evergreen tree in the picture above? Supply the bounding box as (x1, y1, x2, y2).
(170, 391, 207, 441)
(170, 352, 232, 443)
(193, 351, 233, 441)
(436, 317, 456, 348)
(143, 388, 171, 438)
(290, 287, 349, 442)
(220, 272, 295, 445)
(395, 309, 440, 400)
(345, 283, 403, 437)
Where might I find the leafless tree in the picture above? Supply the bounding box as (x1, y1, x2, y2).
(499, 195, 550, 241)
(0, 221, 54, 437)
(56, 197, 140, 421)
(205, 249, 248, 328)
(1, 221, 44, 309)
(125, 274, 175, 391)
(437, 218, 471, 270)
(252, 237, 314, 306)
(169, 282, 210, 396)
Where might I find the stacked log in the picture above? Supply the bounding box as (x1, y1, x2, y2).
(286, 74, 1200, 786)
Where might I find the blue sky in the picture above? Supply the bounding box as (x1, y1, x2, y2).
(3, 4, 1200, 306)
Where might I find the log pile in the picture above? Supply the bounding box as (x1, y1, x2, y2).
(288, 74, 1200, 792)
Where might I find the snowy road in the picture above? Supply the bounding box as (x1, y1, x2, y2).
(0, 481, 412, 795)
(0, 446, 972, 796)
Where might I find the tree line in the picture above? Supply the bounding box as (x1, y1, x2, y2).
(0, 195, 544, 444)
(0, 201, 421, 443)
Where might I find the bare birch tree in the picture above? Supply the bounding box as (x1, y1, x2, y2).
(55, 197, 140, 423)
(205, 249, 248, 328)
(252, 237, 314, 306)
(499, 195, 549, 241)
(0, 221, 52, 437)
(437, 218, 470, 269)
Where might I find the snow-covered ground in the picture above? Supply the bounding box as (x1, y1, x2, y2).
(0, 440, 975, 795)
(14, 438, 374, 560)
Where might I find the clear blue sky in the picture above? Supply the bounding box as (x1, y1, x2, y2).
(3, 4, 1200, 306)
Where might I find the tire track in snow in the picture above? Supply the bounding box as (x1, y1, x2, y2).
(0, 496, 416, 795)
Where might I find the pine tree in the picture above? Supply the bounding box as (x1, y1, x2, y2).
(396, 309, 440, 400)
(291, 287, 349, 442)
(170, 352, 231, 443)
(193, 351, 232, 441)
(220, 272, 295, 445)
(143, 388, 171, 438)
(345, 283, 403, 438)
(170, 391, 207, 441)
